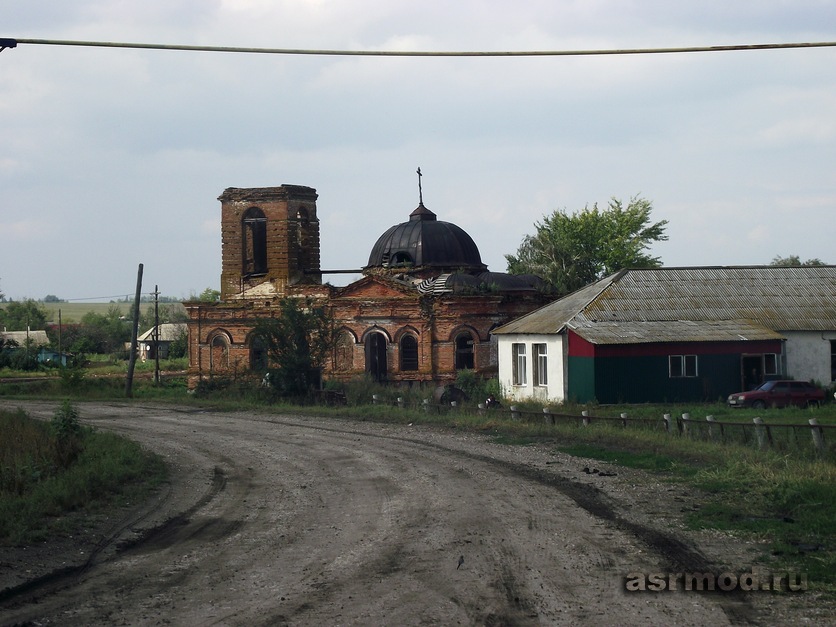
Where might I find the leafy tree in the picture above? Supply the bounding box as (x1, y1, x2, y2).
(75, 306, 131, 355)
(0, 299, 50, 331)
(138, 303, 188, 332)
(252, 298, 336, 397)
(43, 295, 63, 303)
(770, 254, 827, 267)
(193, 287, 221, 302)
(506, 196, 668, 296)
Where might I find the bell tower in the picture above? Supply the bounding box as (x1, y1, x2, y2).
(218, 185, 321, 300)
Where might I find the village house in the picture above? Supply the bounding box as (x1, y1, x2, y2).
(493, 266, 836, 404)
(137, 323, 187, 361)
(185, 184, 553, 389)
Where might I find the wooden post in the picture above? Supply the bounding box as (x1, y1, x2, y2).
(663, 413, 672, 433)
(681, 413, 690, 436)
(809, 418, 826, 453)
(543, 407, 554, 425)
(397, 396, 404, 408)
(422, 398, 430, 413)
(620, 412, 628, 428)
(706, 415, 717, 442)
(478, 402, 485, 416)
(582, 410, 590, 427)
(753, 417, 772, 450)
(510, 405, 519, 421)
(125, 263, 143, 398)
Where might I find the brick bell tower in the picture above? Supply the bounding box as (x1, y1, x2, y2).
(219, 185, 321, 300)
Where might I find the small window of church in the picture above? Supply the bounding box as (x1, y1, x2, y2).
(455, 332, 474, 370)
(400, 335, 419, 371)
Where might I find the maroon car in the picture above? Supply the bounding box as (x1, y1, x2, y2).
(727, 380, 826, 409)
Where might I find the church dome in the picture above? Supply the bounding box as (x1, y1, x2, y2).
(365, 203, 487, 272)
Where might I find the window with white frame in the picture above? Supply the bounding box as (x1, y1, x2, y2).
(764, 353, 778, 376)
(532, 343, 548, 386)
(512, 343, 527, 386)
(669, 354, 698, 378)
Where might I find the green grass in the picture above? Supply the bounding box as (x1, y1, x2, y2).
(0, 406, 167, 545)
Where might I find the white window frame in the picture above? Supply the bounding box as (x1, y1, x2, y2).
(512, 343, 527, 386)
(533, 343, 548, 387)
(669, 354, 698, 378)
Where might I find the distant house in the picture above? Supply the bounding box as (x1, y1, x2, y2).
(0, 329, 50, 348)
(137, 323, 187, 360)
(493, 266, 836, 404)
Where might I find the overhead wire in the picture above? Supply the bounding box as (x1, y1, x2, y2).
(6, 37, 836, 58)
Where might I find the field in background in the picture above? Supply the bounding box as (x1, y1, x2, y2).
(39, 302, 186, 324)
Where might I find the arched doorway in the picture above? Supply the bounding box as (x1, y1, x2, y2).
(365, 332, 388, 382)
(455, 331, 475, 370)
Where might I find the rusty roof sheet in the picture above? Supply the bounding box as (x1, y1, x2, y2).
(494, 266, 836, 339)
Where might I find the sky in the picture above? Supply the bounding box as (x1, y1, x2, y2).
(1, 1, 835, 302)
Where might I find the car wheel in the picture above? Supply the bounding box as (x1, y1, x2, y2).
(752, 400, 766, 409)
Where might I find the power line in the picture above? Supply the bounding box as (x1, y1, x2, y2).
(5, 37, 836, 58)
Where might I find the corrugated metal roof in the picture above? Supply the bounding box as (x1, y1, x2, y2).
(138, 323, 187, 343)
(568, 317, 784, 344)
(494, 266, 836, 340)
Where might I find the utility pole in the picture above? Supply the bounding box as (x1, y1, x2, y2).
(154, 285, 160, 385)
(125, 263, 143, 398)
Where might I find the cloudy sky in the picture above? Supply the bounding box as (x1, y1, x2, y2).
(2, 1, 834, 302)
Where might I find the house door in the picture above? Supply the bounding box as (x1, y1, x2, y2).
(365, 332, 388, 382)
(741, 355, 763, 390)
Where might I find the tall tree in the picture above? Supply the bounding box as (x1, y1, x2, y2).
(769, 254, 827, 267)
(252, 298, 336, 397)
(0, 299, 49, 331)
(506, 196, 668, 296)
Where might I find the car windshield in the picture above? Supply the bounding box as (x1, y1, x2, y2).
(757, 381, 777, 391)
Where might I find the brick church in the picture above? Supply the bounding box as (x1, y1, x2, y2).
(185, 183, 552, 389)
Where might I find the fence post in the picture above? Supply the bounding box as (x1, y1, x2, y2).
(620, 412, 628, 427)
(510, 405, 519, 421)
(706, 415, 717, 442)
(543, 407, 554, 425)
(809, 418, 826, 453)
(753, 417, 773, 450)
(397, 396, 404, 409)
(422, 398, 430, 413)
(372, 394, 380, 405)
(681, 413, 690, 436)
(582, 410, 590, 427)
(663, 413, 672, 433)
(450, 400, 457, 411)
(478, 402, 486, 416)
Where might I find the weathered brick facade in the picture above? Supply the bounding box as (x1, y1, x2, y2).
(186, 184, 552, 389)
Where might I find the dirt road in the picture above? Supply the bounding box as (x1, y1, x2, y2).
(0, 400, 829, 625)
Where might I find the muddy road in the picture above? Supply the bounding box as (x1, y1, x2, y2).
(0, 401, 828, 625)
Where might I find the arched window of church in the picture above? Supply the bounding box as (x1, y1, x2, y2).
(242, 207, 267, 276)
(335, 331, 354, 371)
(400, 334, 419, 371)
(455, 331, 475, 370)
(250, 335, 268, 371)
(210, 334, 230, 371)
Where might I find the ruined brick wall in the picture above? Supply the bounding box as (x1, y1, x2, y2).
(219, 186, 320, 300)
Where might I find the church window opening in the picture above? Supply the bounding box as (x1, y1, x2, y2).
(210, 334, 230, 371)
(335, 331, 354, 371)
(400, 335, 419, 371)
(242, 207, 267, 276)
(455, 332, 474, 370)
(391, 252, 413, 267)
(250, 335, 268, 371)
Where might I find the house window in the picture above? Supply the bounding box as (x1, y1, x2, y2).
(533, 343, 548, 386)
(512, 343, 527, 386)
(764, 353, 778, 376)
(669, 354, 698, 378)
(400, 335, 419, 371)
(831, 340, 836, 382)
(455, 332, 474, 370)
(242, 207, 267, 276)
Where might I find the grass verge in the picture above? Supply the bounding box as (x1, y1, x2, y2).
(0, 406, 167, 545)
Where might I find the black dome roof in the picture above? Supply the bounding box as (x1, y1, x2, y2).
(366, 203, 487, 272)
